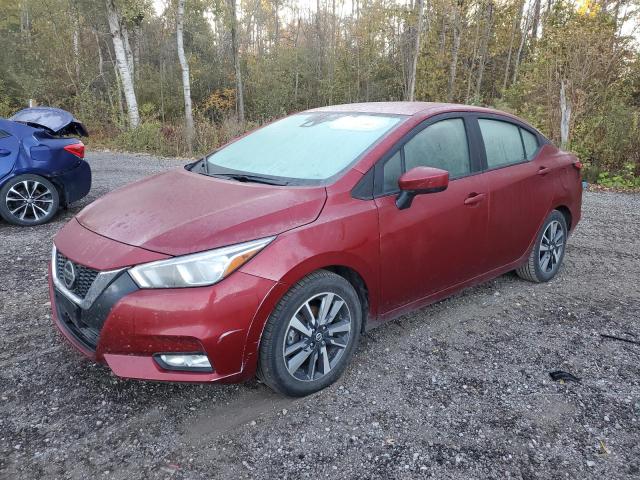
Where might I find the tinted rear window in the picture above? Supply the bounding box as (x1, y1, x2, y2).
(520, 128, 539, 159)
(479, 119, 525, 169)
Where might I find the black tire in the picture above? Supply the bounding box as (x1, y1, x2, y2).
(516, 210, 568, 283)
(258, 270, 362, 397)
(0, 174, 60, 226)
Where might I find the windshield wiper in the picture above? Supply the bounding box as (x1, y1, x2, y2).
(209, 172, 289, 186)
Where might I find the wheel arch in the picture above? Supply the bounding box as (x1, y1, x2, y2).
(241, 257, 377, 378)
(554, 205, 572, 231)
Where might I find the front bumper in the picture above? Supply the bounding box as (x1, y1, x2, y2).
(49, 254, 278, 383)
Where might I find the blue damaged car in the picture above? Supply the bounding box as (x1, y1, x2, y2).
(0, 107, 91, 226)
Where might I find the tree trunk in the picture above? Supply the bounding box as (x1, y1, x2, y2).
(447, 1, 462, 102)
(134, 24, 141, 81)
(512, 2, 533, 84)
(407, 0, 425, 101)
(503, 0, 524, 91)
(465, 5, 482, 102)
(227, 0, 245, 123)
(177, 0, 195, 153)
(274, 0, 279, 48)
(530, 0, 541, 44)
(73, 18, 80, 87)
(122, 25, 135, 81)
(474, 0, 493, 103)
(559, 79, 571, 149)
(105, 0, 140, 128)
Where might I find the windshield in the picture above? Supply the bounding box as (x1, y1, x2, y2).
(205, 112, 403, 183)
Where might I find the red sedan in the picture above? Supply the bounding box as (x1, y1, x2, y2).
(50, 102, 582, 396)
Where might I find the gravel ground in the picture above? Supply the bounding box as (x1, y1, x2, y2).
(1, 151, 639, 480)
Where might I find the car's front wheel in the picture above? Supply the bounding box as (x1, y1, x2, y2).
(516, 209, 568, 282)
(258, 270, 362, 397)
(0, 174, 59, 226)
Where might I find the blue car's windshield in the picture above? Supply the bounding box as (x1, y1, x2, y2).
(205, 112, 402, 183)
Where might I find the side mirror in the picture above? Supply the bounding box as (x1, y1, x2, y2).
(396, 166, 449, 210)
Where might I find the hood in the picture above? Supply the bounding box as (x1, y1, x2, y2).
(76, 168, 327, 256)
(10, 107, 88, 137)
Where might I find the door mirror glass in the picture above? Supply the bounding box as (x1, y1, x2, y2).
(396, 167, 449, 210)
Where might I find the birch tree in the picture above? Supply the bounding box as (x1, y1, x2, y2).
(105, 0, 140, 128)
(559, 79, 571, 149)
(447, 0, 463, 102)
(227, 0, 245, 123)
(176, 0, 195, 151)
(407, 0, 425, 101)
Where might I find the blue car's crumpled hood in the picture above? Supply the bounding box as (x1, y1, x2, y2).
(9, 107, 88, 137)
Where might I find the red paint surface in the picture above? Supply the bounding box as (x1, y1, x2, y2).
(76, 168, 327, 256)
(51, 102, 582, 383)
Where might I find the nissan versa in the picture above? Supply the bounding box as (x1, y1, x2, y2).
(50, 102, 582, 396)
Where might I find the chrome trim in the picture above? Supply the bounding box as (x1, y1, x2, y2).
(51, 245, 124, 310)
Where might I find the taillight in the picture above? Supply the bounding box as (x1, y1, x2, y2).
(63, 142, 85, 159)
(573, 160, 583, 170)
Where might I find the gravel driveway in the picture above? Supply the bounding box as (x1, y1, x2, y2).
(1, 151, 639, 479)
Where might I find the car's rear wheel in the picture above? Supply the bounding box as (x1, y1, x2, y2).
(258, 270, 362, 397)
(516, 210, 567, 282)
(0, 174, 59, 226)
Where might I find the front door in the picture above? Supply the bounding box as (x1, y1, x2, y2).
(374, 116, 489, 315)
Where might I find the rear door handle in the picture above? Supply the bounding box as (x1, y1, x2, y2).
(464, 192, 486, 206)
(538, 166, 551, 175)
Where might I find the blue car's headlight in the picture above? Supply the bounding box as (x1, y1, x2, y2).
(128, 237, 274, 288)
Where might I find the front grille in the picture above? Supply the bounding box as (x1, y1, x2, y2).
(54, 290, 99, 351)
(55, 252, 99, 299)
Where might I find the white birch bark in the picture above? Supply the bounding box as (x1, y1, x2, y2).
(407, 0, 425, 101)
(560, 79, 571, 149)
(447, 1, 462, 102)
(228, 0, 245, 123)
(105, 0, 140, 128)
(177, 0, 195, 152)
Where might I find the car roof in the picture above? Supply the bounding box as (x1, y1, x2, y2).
(307, 101, 525, 121)
(306, 102, 541, 137)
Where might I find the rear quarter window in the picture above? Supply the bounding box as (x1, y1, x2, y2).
(520, 128, 539, 159)
(478, 119, 525, 169)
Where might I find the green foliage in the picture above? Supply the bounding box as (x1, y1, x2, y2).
(114, 122, 164, 153)
(1, 0, 638, 184)
(596, 164, 640, 189)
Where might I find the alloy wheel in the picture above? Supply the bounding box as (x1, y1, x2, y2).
(539, 220, 564, 274)
(5, 180, 54, 223)
(282, 292, 352, 382)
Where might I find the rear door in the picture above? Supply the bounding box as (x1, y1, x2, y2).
(473, 116, 555, 269)
(374, 114, 489, 315)
(0, 129, 18, 180)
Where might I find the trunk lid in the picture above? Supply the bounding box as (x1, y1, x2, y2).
(10, 107, 88, 137)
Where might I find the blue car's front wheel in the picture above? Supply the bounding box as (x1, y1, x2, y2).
(0, 174, 59, 226)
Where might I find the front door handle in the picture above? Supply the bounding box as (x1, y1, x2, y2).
(0, 149, 11, 157)
(537, 166, 551, 176)
(464, 192, 486, 206)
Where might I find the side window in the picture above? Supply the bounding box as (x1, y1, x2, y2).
(520, 128, 539, 160)
(478, 119, 525, 169)
(383, 151, 402, 193)
(404, 118, 470, 178)
(381, 118, 471, 194)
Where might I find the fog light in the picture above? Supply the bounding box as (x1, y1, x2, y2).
(154, 353, 213, 372)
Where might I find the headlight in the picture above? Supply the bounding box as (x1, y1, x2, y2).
(128, 236, 274, 288)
